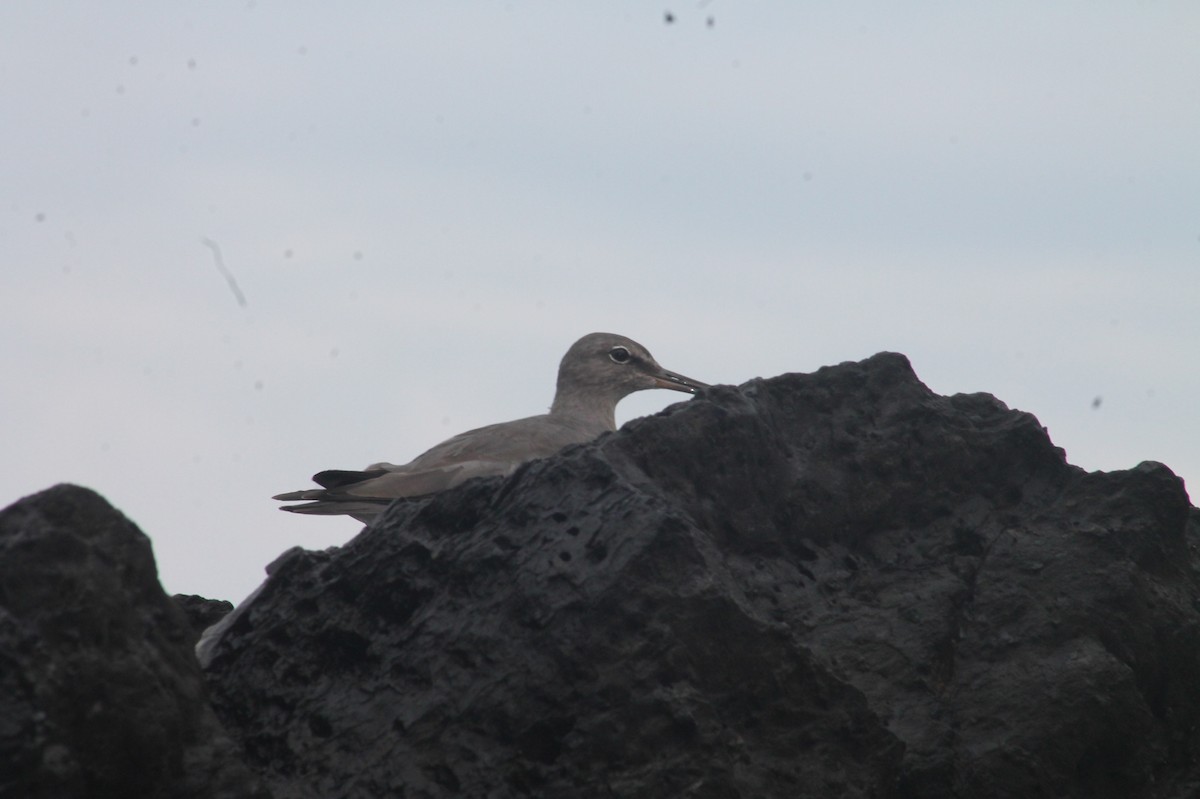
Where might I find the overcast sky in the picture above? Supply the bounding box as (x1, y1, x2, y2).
(4, 3, 1198, 603)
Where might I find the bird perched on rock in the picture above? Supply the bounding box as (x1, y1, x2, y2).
(273, 332, 708, 522)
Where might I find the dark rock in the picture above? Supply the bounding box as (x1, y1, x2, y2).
(174, 594, 235, 646)
(7, 354, 1199, 798)
(0, 484, 268, 799)
(197, 352, 1200, 798)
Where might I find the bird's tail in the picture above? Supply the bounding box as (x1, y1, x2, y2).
(271, 489, 324, 502)
(275, 498, 390, 525)
(273, 468, 393, 522)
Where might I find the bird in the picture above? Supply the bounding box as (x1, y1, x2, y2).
(273, 332, 708, 522)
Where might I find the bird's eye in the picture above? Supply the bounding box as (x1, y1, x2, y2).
(608, 346, 631, 364)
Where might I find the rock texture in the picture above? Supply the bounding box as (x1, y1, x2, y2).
(0, 485, 266, 799)
(196, 352, 1200, 798)
(173, 594, 235, 647)
(5, 353, 1200, 798)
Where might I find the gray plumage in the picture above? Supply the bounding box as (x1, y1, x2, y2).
(273, 332, 707, 522)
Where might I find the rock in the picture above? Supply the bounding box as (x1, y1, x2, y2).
(173, 594, 235, 647)
(0, 484, 268, 799)
(197, 352, 1200, 798)
(6, 354, 1199, 797)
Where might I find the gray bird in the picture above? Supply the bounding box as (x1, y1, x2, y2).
(273, 332, 708, 522)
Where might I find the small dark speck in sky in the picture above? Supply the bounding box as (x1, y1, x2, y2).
(35, 212, 45, 223)
(664, 11, 675, 24)
(1092, 396, 1103, 409)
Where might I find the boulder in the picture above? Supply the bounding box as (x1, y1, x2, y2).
(0, 484, 267, 799)
(197, 353, 1200, 798)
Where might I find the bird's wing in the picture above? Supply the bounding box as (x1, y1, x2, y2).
(272, 459, 519, 520)
(273, 413, 609, 520)
(403, 413, 606, 470)
(333, 460, 518, 499)
(274, 460, 514, 503)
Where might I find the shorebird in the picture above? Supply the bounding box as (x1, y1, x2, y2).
(273, 332, 708, 522)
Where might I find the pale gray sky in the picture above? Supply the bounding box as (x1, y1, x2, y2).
(4, 2, 1198, 603)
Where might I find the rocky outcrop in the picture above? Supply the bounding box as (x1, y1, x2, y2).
(174, 594, 235, 646)
(0, 485, 265, 799)
(198, 353, 1200, 798)
(5, 353, 1200, 798)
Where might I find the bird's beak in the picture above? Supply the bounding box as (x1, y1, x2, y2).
(651, 369, 709, 394)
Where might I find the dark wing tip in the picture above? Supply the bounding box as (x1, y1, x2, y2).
(312, 468, 389, 489)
